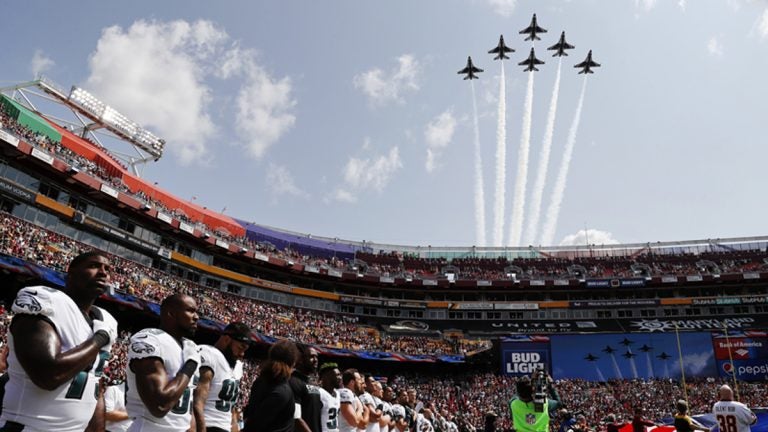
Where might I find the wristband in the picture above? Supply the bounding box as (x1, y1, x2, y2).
(180, 359, 198, 378)
(93, 330, 111, 348)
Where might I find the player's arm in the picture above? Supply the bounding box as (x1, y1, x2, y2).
(84, 380, 106, 432)
(359, 403, 371, 428)
(341, 401, 361, 428)
(9, 314, 110, 390)
(231, 407, 241, 432)
(130, 356, 195, 418)
(193, 366, 214, 432)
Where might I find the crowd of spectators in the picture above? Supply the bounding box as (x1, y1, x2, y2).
(0, 213, 481, 356)
(3, 107, 768, 288)
(2, 306, 766, 431)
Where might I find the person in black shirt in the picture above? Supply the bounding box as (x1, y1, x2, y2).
(243, 340, 300, 432)
(290, 344, 322, 432)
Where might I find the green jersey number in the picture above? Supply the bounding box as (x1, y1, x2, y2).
(65, 351, 110, 400)
(327, 407, 338, 430)
(215, 379, 241, 412)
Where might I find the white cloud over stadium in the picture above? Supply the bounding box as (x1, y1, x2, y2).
(331, 145, 403, 203)
(424, 110, 456, 173)
(85, 19, 295, 164)
(353, 55, 421, 107)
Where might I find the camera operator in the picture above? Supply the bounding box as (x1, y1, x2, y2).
(509, 369, 562, 432)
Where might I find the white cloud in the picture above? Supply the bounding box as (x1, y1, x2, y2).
(331, 146, 403, 202)
(758, 8, 768, 40)
(487, 0, 517, 17)
(266, 163, 307, 198)
(678, 0, 687, 11)
(85, 19, 225, 164)
(634, 0, 658, 12)
(230, 56, 296, 159)
(424, 110, 456, 173)
(707, 36, 724, 57)
(30, 50, 54, 77)
(559, 229, 620, 246)
(85, 19, 295, 164)
(353, 55, 420, 106)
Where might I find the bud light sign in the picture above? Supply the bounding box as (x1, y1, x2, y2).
(501, 340, 551, 376)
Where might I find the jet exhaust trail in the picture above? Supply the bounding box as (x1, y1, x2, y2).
(507, 72, 535, 246)
(524, 58, 562, 245)
(492, 62, 507, 246)
(471, 81, 487, 246)
(540, 77, 588, 246)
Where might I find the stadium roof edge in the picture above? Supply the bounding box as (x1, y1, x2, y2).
(235, 219, 768, 256)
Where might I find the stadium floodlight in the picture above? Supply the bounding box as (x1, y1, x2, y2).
(102, 106, 139, 138)
(68, 87, 106, 118)
(133, 129, 165, 154)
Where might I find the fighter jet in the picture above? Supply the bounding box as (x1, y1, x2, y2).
(547, 31, 575, 57)
(575, 50, 601, 74)
(518, 48, 545, 72)
(639, 344, 653, 353)
(584, 353, 600, 362)
(602, 345, 616, 354)
(489, 35, 515, 60)
(458, 56, 483, 80)
(622, 350, 637, 359)
(619, 337, 634, 347)
(520, 14, 547, 41)
(657, 352, 672, 360)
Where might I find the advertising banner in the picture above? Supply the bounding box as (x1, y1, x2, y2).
(550, 332, 717, 381)
(712, 332, 768, 381)
(500, 336, 551, 376)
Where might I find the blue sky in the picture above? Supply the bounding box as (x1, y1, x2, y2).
(3, 0, 768, 247)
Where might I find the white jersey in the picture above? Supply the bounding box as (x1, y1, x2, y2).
(320, 387, 341, 432)
(1, 286, 117, 432)
(359, 392, 381, 432)
(126, 328, 198, 431)
(339, 388, 362, 432)
(415, 414, 434, 432)
(713, 400, 757, 432)
(198, 344, 243, 430)
(105, 383, 133, 432)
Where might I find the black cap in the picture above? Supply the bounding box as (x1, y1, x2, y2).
(223, 322, 252, 343)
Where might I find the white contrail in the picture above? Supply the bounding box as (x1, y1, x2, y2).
(540, 77, 588, 246)
(471, 81, 487, 246)
(507, 71, 534, 246)
(524, 59, 562, 245)
(492, 62, 507, 246)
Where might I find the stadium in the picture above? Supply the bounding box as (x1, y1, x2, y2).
(0, 74, 767, 432)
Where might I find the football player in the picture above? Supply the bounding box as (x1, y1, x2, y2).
(339, 369, 368, 432)
(126, 293, 201, 431)
(193, 322, 251, 432)
(318, 363, 342, 432)
(0, 251, 118, 431)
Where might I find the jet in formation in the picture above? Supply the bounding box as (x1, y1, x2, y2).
(657, 352, 672, 360)
(548, 31, 575, 57)
(602, 345, 616, 354)
(489, 35, 515, 60)
(458, 56, 483, 80)
(575, 50, 601, 74)
(518, 48, 545, 72)
(619, 337, 634, 347)
(622, 350, 637, 359)
(520, 14, 547, 41)
(639, 344, 654, 353)
(584, 353, 600, 362)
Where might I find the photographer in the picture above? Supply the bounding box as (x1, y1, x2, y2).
(508, 370, 562, 432)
